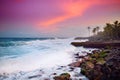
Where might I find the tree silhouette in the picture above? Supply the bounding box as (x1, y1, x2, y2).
(96, 26, 100, 34)
(92, 26, 100, 35)
(103, 20, 120, 39)
(92, 27, 97, 35)
(90, 20, 120, 41)
(87, 27, 91, 37)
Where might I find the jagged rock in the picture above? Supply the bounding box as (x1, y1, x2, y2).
(69, 67, 74, 71)
(51, 73, 57, 75)
(84, 56, 92, 61)
(86, 61, 94, 68)
(54, 73, 71, 80)
(44, 78, 50, 80)
(28, 74, 42, 79)
(68, 61, 82, 67)
(79, 48, 120, 80)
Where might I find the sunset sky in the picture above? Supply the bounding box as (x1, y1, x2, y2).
(0, 0, 120, 37)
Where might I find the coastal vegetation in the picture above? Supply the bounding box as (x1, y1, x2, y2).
(92, 26, 100, 35)
(90, 20, 120, 41)
(87, 27, 91, 37)
(69, 20, 120, 80)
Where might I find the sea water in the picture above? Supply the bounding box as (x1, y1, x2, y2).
(0, 38, 76, 73)
(0, 38, 90, 80)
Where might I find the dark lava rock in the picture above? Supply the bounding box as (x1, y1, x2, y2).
(53, 73, 71, 80)
(52, 73, 57, 75)
(28, 74, 42, 79)
(68, 61, 82, 67)
(80, 48, 120, 80)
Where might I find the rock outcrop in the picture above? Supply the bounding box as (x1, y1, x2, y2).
(53, 73, 71, 80)
(71, 41, 120, 48)
(79, 48, 120, 80)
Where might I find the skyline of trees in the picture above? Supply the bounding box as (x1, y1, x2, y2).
(90, 20, 120, 40)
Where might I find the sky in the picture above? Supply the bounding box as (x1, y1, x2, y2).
(0, 0, 120, 37)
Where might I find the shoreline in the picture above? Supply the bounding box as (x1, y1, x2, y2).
(0, 60, 88, 80)
(0, 39, 89, 80)
(68, 47, 120, 80)
(0, 38, 120, 80)
(54, 39, 120, 80)
(71, 41, 120, 48)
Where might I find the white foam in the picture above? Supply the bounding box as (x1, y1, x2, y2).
(0, 38, 76, 74)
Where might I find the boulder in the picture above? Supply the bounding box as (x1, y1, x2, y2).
(68, 61, 82, 67)
(54, 73, 71, 80)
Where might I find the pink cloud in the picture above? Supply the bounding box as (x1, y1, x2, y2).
(37, 0, 100, 27)
(0, 0, 120, 33)
(36, 0, 120, 32)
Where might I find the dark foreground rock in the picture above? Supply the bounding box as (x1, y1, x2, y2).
(71, 41, 120, 48)
(79, 48, 120, 80)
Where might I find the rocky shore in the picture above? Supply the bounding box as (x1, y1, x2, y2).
(0, 47, 119, 80)
(71, 41, 120, 48)
(0, 66, 87, 80)
(68, 47, 120, 80)
(0, 40, 120, 80)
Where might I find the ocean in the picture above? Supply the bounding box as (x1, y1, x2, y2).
(0, 38, 90, 80)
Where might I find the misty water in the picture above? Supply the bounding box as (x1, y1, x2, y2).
(0, 38, 91, 80)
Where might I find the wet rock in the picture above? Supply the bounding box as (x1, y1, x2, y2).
(74, 53, 79, 56)
(28, 74, 42, 79)
(52, 73, 57, 75)
(53, 73, 71, 80)
(68, 61, 82, 67)
(71, 41, 120, 48)
(86, 61, 94, 68)
(80, 48, 120, 80)
(69, 67, 74, 71)
(84, 56, 92, 61)
(75, 56, 84, 59)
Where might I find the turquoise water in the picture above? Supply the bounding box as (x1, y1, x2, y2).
(0, 38, 54, 57)
(0, 38, 75, 74)
(0, 38, 90, 80)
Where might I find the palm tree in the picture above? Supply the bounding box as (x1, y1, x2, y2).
(96, 26, 100, 34)
(92, 27, 97, 35)
(113, 20, 120, 39)
(90, 20, 120, 40)
(103, 21, 120, 39)
(87, 27, 91, 37)
(92, 26, 100, 35)
(104, 23, 113, 39)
